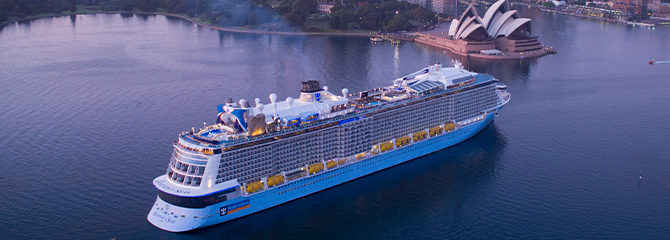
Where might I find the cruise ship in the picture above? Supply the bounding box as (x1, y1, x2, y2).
(147, 62, 510, 232)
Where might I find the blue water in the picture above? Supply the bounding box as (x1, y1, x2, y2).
(0, 9, 669, 239)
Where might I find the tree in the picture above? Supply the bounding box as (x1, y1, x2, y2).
(247, 10, 257, 26)
(165, 0, 188, 13)
(0, 10, 8, 22)
(329, 9, 350, 30)
(116, 0, 136, 11)
(383, 14, 410, 32)
(358, 5, 382, 30)
(136, 0, 156, 12)
(290, 0, 316, 15)
(285, 10, 305, 26)
(543, 1, 555, 7)
(278, 0, 293, 14)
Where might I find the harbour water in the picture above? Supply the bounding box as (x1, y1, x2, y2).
(0, 8, 669, 239)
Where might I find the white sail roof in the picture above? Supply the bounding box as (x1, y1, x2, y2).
(458, 23, 486, 40)
(482, 0, 508, 28)
(448, 0, 533, 40)
(455, 16, 480, 40)
(501, 18, 531, 37)
(448, 19, 459, 36)
(488, 10, 519, 37)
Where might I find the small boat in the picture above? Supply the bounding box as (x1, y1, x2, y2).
(649, 60, 670, 65)
(370, 37, 384, 42)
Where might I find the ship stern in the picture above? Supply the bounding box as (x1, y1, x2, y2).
(147, 196, 207, 232)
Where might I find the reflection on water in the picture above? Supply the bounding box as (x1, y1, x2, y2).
(0, 9, 669, 239)
(69, 14, 76, 28)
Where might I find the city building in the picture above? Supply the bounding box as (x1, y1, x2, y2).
(399, 0, 459, 16)
(648, 0, 670, 18)
(403, 0, 429, 6)
(317, 0, 336, 14)
(612, 0, 646, 17)
(648, 0, 661, 11)
(431, 0, 459, 16)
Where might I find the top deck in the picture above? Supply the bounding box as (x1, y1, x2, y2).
(179, 64, 498, 150)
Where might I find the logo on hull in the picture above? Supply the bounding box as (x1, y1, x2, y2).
(220, 199, 250, 216)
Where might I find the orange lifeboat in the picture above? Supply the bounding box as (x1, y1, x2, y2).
(326, 160, 338, 169)
(429, 126, 443, 136)
(308, 163, 324, 174)
(444, 122, 456, 131)
(413, 131, 427, 142)
(395, 136, 411, 147)
(379, 141, 394, 152)
(245, 181, 264, 194)
(267, 175, 285, 187)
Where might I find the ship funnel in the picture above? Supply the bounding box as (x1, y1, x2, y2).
(301, 80, 322, 93)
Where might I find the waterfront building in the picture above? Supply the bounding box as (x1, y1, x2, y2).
(613, 0, 646, 17)
(399, 0, 459, 16)
(403, 0, 429, 7)
(432, 0, 459, 16)
(448, 0, 542, 52)
(648, 0, 670, 18)
(317, 0, 335, 14)
(414, 0, 553, 59)
(661, 1, 670, 17)
(563, 5, 624, 20)
(648, 0, 661, 11)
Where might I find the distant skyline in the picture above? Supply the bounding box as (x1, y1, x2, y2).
(401, 0, 460, 16)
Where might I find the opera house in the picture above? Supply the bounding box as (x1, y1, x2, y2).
(415, 0, 553, 59)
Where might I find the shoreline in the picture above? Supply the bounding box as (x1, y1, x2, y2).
(513, 2, 667, 27)
(514, 2, 623, 24)
(0, 11, 381, 38)
(160, 13, 379, 37)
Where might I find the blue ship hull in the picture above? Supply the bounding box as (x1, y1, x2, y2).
(148, 112, 497, 232)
